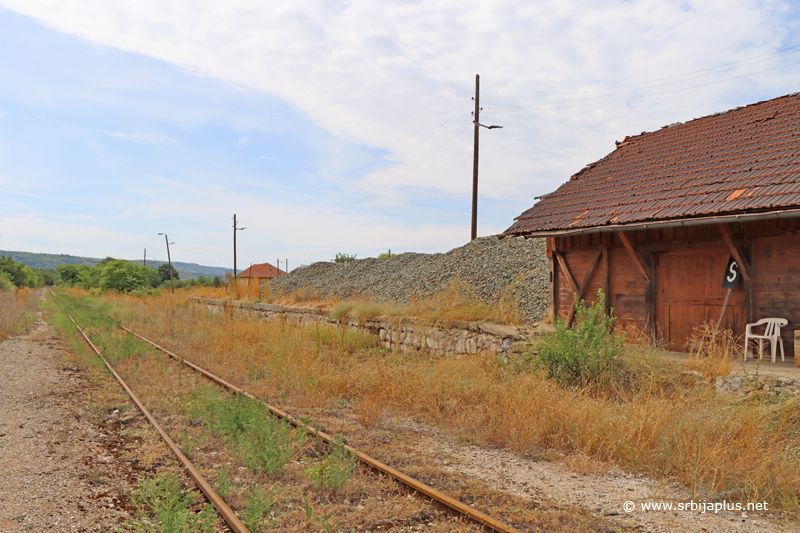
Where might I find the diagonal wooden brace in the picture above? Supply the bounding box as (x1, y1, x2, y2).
(567, 248, 604, 327)
(618, 231, 650, 282)
(717, 223, 752, 281)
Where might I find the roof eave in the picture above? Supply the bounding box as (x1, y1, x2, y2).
(506, 208, 800, 238)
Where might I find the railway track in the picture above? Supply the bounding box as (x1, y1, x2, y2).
(50, 290, 522, 533)
(49, 290, 250, 533)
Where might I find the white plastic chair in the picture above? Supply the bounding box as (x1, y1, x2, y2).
(744, 318, 788, 363)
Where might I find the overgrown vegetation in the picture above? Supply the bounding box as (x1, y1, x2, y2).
(98, 286, 800, 511)
(190, 388, 306, 475)
(533, 291, 624, 389)
(1, 255, 55, 289)
(686, 321, 738, 380)
(0, 288, 34, 341)
(332, 253, 356, 263)
(121, 472, 216, 533)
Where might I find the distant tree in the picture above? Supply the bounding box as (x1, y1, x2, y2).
(56, 264, 81, 286)
(36, 269, 57, 286)
(0, 256, 28, 287)
(96, 256, 117, 268)
(333, 253, 357, 263)
(157, 263, 180, 282)
(99, 260, 152, 293)
(76, 265, 101, 289)
(0, 271, 15, 291)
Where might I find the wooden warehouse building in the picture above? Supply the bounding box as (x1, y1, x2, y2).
(505, 93, 800, 362)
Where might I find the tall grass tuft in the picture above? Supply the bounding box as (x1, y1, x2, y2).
(405, 279, 522, 326)
(0, 288, 33, 342)
(687, 322, 737, 380)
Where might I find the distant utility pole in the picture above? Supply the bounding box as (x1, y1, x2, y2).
(143, 248, 146, 267)
(471, 74, 503, 241)
(233, 214, 246, 280)
(157, 233, 175, 294)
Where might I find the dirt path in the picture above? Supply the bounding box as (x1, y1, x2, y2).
(0, 309, 174, 532)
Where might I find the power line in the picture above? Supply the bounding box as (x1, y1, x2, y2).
(266, 99, 472, 230)
(484, 59, 800, 113)
(490, 44, 800, 101)
(279, 118, 474, 234)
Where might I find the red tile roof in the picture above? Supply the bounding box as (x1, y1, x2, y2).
(505, 93, 800, 235)
(237, 263, 284, 278)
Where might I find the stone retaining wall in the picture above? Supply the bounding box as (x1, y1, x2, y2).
(189, 297, 539, 359)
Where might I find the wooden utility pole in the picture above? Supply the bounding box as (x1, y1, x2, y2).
(233, 214, 246, 280)
(158, 233, 174, 294)
(470, 75, 502, 241)
(471, 74, 481, 241)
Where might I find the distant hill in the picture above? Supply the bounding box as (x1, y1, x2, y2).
(0, 250, 229, 279)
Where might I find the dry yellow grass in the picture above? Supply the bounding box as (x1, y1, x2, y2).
(0, 288, 33, 342)
(97, 288, 800, 510)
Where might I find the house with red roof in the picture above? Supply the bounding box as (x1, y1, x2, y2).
(505, 92, 800, 363)
(236, 263, 284, 283)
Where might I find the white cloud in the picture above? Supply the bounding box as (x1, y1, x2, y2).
(235, 135, 248, 146)
(3, 1, 795, 200)
(108, 131, 181, 144)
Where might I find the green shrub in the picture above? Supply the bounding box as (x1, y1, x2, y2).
(534, 291, 624, 388)
(198, 392, 305, 475)
(122, 472, 215, 533)
(303, 437, 356, 491)
(99, 260, 152, 293)
(0, 271, 15, 291)
(332, 253, 356, 263)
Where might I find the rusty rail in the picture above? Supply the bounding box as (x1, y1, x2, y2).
(48, 291, 250, 533)
(120, 325, 522, 533)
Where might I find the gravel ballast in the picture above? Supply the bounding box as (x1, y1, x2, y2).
(270, 235, 550, 323)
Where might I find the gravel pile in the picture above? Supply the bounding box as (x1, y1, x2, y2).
(270, 236, 550, 323)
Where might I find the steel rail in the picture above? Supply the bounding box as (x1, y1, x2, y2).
(120, 325, 522, 533)
(47, 291, 250, 533)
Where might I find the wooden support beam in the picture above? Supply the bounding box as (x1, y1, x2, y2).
(618, 231, 650, 281)
(567, 248, 604, 327)
(549, 256, 556, 321)
(554, 250, 579, 293)
(717, 223, 752, 281)
(602, 247, 610, 315)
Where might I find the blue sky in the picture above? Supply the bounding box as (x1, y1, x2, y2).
(2, 1, 800, 270)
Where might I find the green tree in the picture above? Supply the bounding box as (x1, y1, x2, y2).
(56, 264, 81, 286)
(157, 263, 180, 282)
(0, 271, 15, 291)
(99, 260, 152, 293)
(0, 256, 28, 287)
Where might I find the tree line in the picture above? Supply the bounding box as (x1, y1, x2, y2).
(0, 255, 222, 293)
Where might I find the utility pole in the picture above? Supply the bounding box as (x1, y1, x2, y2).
(143, 248, 146, 267)
(472, 74, 481, 241)
(157, 233, 175, 294)
(471, 74, 503, 241)
(233, 214, 246, 281)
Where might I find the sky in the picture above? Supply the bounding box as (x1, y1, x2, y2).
(1, 1, 800, 271)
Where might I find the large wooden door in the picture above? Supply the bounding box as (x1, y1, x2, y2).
(655, 247, 744, 351)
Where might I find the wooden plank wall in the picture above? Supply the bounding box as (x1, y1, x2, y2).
(551, 217, 800, 359)
(552, 231, 648, 333)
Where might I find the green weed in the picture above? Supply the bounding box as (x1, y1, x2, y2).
(533, 291, 624, 389)
(121, 472, 216, 533)
(303, 436, 357, 491)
